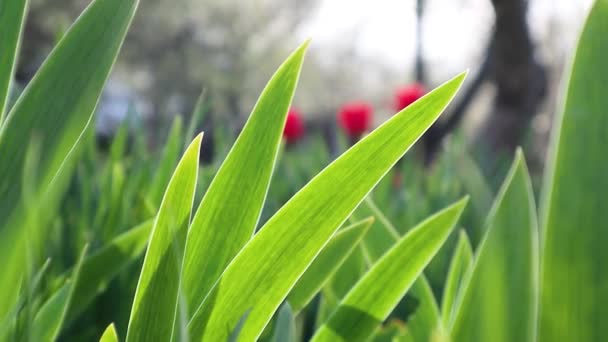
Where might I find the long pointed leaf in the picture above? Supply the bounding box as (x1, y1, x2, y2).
(287, 218, 374, 312)
(100, 324, 119, 342)
(440, 230, 473, 327)
(126, 134, 202, 342)
(359, 197, 443, 342)
(67, 219, 153, 322)
(32, 246, 88, 342)
(0, 0, 27, 123)
(0, 0, 138, 318)
(450, 151, 538, 342)
(147, 116, 183, 209)
(184, 88, 208, 150)
(188, 72, 466, 341)
(181, 41, 309, 317)
(273, 303, 296, 342)
(406, 277, 443, 342)
(311, 198, 467, 342)
(539, 1, 608, 340)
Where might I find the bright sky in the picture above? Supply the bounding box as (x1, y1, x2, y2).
(299, 0, 593, 75)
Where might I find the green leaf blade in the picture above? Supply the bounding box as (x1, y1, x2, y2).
(287, 218, 374, 312)
(126, 134, 202, 342)
(67, 219, 153, 322)
(440, 230, 473, 327)
(32, 246, 88, 342)
(181, 41, 309, 318)
(100, 324, 119, 342)
(311, 198, 467, 342)
(450, 151, 538, 342)
(272, 303, 297, 342)
(405, 276, 443, 342)
(188, 72, 466, 342)
(539, 1, 608, 340)
(148, 116, 183, 209)
(0, 0, 138, 319)
(0, 0, 27, 123)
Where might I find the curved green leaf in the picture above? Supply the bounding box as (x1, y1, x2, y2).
(126, 134, 202, 342)
(360, 196, 444, 342)
(184, 88, 208, 150)
(539, 1, 608, 340)
(148, 116, 183, 209)
(32, 246, 88, 342)
(311, 198, 467, 342)
(0, 0, 27, 123)
(188, 72, 466, 341)
(440, 230, 473, 327)
(0, 0, 138, 319)
(406, 277, 443, 342)
(100, 324, 119, 342)
(288, 218, 374, 312)
(67, 219, 153, 322)
(181, 41, 309, 318)
(450, 151, 538, 342)
(273, 303, 296, 342)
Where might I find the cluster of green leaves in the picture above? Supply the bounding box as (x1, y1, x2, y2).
(0, 0, 606, 341)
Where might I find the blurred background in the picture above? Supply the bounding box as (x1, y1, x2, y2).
(16, 0, 592, 170)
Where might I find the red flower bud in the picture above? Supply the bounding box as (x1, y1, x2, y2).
(283, 108, 305, 144)
(395, 83, 426, 111)
(337, 101, 373, 138)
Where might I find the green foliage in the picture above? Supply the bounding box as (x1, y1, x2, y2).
(0, 0, 138, 325)
(273, 303, 297, 342)
(539, 0, 608, 339)
(311, 199, 467, 342)
(147, 116, 184, 209)
(440, 230, 472, 327)
(189, 72, 465, 342)
(288, 218, 374, 312)
(68, 220, 153, 322)
(99, 324, 119, 342)
(126, 135, 202, 341)
(2, 0, 606, 340)
(450, 151, 538, 342)
(0, 0, 27, 123)
(32, 246, 87, 342)
(181, 41, 309, 320)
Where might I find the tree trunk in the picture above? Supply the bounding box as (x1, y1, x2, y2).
(477, 0, 547, 154)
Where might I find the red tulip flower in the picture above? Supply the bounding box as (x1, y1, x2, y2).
(283, 108, 305, 144)
(395, 83, 426, 111)
(337, 101, 373, 140)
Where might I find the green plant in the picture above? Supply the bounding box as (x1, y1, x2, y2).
(1, 0, 606, 341)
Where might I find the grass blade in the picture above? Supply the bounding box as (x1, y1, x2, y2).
(311, 199, 467, 342)
(126, 134, 202, 342)
(450, 151, 538, 342)
(539, 1, 608, 339)
(0, 0, 138, 318)
(228, 312, 250, 342)
(187, 72, 466, 341)
(184, 88, 208, 150)
(405, 277, 443, 342)
(67, 219, 153, 322)
(32, 246, 88, 342)
(147, 116, 183, 209)
(440, 230, 473, 327)
(273, 303, 297, 342)
(181, 41, 309, 317)
(100, 324, 119, 342)
(287, 218, 374, 312)
(0, 0, 27, 123)
(359, 197, 444, 342)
